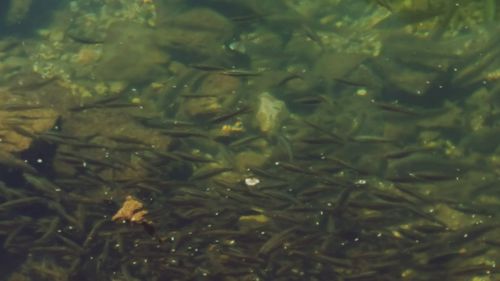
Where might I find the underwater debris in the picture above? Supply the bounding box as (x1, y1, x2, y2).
(111, 195, 143, 221)
(112, 195, 157, 236)
(112, 195, 148, 224)
(219, 121, 245, 137)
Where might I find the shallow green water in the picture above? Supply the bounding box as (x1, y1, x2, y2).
(0, 1, 499, 280)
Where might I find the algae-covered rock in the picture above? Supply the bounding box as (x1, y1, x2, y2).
(385, 153, 468, 182)
(169, 8, 233, 35)
(231, 29, 284, 55)
(180, 74, 240, 119)
(155, 8, 233, 61)
(0, 89, 59, 153)
(313, 52, 369, 90)
(372, 55, 440, 96)
(182, 96, 222, 118)
(234, 150, 269, 172)
(56, 108, 173, 180)
(95, 21, 169, 83)
(255, 92, 288, 135)
(460, 128, 500, 154)
(417, 102, 463, 129)
(285, 31, 323, 62)
(5, 0, 32, 25)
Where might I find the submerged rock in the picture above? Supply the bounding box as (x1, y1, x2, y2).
(5, 0, 32, 25)
(180, 74, 240, 119)
(155, 8, 234, 61)
(255, 92, 288, 135)
(0, 88, 59, 153)
(94, 21, 169, 83)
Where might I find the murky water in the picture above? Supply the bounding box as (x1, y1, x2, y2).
(0, 1, 499, 280)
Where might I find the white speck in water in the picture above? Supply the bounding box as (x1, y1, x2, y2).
(355, 179, 367, 185)
(245, 177, 260, 187)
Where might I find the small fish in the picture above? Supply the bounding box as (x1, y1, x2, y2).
(8, 125, 37, 138)
(291, 250, 351, 268)
(68, 92, 130, 111)
(277, 161, 319, 176)
(70, 102, 140, 111)
(0, 181, 24, 198)
(108, 135, 149, 146)
(375, 0, 393, 11)
(159, 129, 209, 138)
(302, 119, 346, 141)
(450, 264, 496, 277)
(190, 166, 232, 181)
(209, 105, 252, 124)
(393, 184, 431, 203)
(408, 171, 458, 181)
(299, 136, 344, 145)
(189, 64, 227, 71)
(333, 77, 369, 87)
(250, 167, 287, 181)
(58, 151, 124, 169)
(229, 135, 261, 147)
(277, 134, 294, 161)
(141, 221, 156, 236)
(220, 69, 262, 77)
(179, 94, 218, 98)
(324, 156, 361, 172)
(229, 13, 267, 23)
(425, 251, 465, 265)
(373, 101, 420, 116)
(6, 115, 47, 121)
(133, 116, 196, 128)
(149, 150, 183, 162)
(33, 217, 60, 245)
(82, 219, 107, 248)
(9, 76, 59, 92)
(0, 197, 45, 210)
(0, 104, 45, 111)
(259, 226, 298, 255)
(302, 25, 323, 47)
(291, 95, 328, 105)
(351, 135, 396, 144)
(58, 234, 84, 253)
(24, 174, 63, 199)
(172, 151, 214, 163)
(0, 151, 38, 174)
(277, 73, 303, 87)
(67, 33, 104, 44)
(46, 200, 82, 229)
